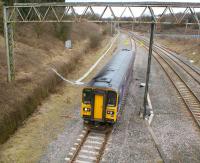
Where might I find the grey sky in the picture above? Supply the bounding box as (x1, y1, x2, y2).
(65, 0, 200, 17)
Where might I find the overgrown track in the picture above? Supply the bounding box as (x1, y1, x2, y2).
(65, 126, 112, 163)
(130, 33, 200, 127)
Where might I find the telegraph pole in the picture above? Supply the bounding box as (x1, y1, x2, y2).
(143, 22, 155, 118)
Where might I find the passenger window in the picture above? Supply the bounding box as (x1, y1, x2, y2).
(83, 89, 92, 104)
(107, 91, 117, 107)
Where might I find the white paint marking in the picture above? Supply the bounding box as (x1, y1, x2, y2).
(147, 93, 154, 125)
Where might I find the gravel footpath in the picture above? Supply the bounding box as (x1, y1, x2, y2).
(39, 104, 83, 163)
(150, 50, 200, 162)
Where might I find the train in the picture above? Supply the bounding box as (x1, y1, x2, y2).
(81, 48, 135, 124)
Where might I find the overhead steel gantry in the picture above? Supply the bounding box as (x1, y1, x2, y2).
(3, 2, 200, 117)
(4, 2, 200, 24)
(3, 2, 200, 82)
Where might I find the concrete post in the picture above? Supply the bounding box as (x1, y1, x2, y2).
(3, 6, 15, 82)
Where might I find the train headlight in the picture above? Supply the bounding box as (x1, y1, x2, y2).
(83, 108, 90, 112)
(107, 111, 114, 115)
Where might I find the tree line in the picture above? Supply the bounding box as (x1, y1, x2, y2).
(3, 0, 64, 6)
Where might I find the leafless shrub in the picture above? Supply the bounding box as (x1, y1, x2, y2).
(89, 32, 102, 49)
(102, 24, 111, 35)
(53, 22, 72, 42)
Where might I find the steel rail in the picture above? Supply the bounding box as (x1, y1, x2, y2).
(154, 43, 200, 79)
(132, 33, 200, 98)
(135, 33, 200, 75)
(154, 44, 200, 84)
(65, 127, 111, 163)
(70, 129, 90, 162)
(131, 34, 200, 127)
(134, 33, 200, 85)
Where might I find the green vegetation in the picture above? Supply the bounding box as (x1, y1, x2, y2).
(3, 0, 64, 5)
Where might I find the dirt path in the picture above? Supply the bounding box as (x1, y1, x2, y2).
(0, 34, 122, 162)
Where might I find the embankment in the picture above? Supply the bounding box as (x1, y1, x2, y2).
(0, 22, 109, 144)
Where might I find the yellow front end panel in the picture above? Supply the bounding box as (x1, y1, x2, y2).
(106, 107, 117, 122)
(94, 94, 103, 120)
(81, 104, 91, 117)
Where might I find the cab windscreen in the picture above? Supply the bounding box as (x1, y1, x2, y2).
(83, 89, 92, 104)
(107, 91, 117, 106)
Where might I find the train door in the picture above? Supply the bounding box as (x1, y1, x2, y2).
(94, 94, 104, 120)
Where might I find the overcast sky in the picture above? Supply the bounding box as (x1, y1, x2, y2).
(65, 0, 200, 18)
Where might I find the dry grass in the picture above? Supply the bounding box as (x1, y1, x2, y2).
(0, 22, 104, 144)
(0, 34, 117, 163)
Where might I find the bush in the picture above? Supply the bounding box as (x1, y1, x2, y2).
(0, 1, 3, 34)
(102, 24, 110, 35)
(89, 32, 102, 49)
(53, 23, 72, 42)
(102, 24, 115, 36)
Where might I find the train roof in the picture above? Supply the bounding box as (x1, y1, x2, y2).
(89, 48, 135, 91)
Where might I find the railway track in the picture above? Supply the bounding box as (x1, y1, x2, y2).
(134, 33, 200, 85)
(130, 33, 200, 127)
(65, 127, 111, 163)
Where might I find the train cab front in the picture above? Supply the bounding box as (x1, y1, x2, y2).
(81, 88, 118, 124)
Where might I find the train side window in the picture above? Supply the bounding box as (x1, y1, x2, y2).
(107, 91, 117, 107)
(83, 89, 92, 104)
